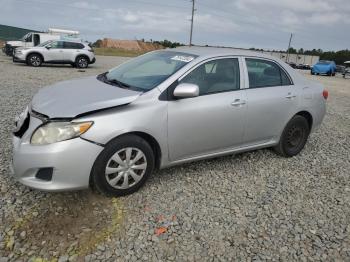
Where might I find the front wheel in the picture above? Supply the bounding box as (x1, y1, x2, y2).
(27, 54, 42, 67)
(91, 135, 155, 197)
(274, 115, 310, 157)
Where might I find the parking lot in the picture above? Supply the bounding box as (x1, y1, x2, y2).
(0, 53, 349, 261)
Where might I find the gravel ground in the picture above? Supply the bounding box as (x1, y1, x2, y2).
(0, 53, 349, 261)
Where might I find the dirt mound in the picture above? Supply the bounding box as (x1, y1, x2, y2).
(100, 38, 163, 52)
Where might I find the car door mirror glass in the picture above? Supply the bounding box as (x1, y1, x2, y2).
(46, 45, 51, 49)
(173, 83, 199, 98)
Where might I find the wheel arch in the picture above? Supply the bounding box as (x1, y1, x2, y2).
(26, 52, 44, 62)
(295, 110, 313, 130)
(75, 54, 90, 63)
(88, 131, 162, 189)
(105, 131, 162, 169)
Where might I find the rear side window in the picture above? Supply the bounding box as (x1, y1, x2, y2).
(64, 42, 84, 49)
(180, 58, 240, 95)
(246, 58, 292, 88)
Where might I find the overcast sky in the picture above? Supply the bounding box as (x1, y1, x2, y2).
(0, 0, 349, 51)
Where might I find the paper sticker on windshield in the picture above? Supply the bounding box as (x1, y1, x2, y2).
(171, 55, 194, 63)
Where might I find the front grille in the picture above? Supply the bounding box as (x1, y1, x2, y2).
(13, 114, 30, 138)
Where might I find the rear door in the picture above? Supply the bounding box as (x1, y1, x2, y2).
(167, 57, 247, 161)
(243, 58, 298, 144)
(62, 42, 84, 61)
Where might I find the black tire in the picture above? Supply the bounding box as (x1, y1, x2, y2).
(332, 72, 336, 76)
(91, 135, 155, 197)
(27, 53, 42, 67)
(274, 115, 310, 157)
(75, 56, 89, 68)
(311, 71, 314, 75)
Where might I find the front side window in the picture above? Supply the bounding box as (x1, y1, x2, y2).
(246, 58, 292, 88)
(180, 58, 240, 95)
(104, 51, 197, 91)
(49, 41, 64, 49)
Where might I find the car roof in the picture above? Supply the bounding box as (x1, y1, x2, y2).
(169, 46, 275, 59)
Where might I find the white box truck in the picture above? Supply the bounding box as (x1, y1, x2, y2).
(3, 28, 80, 56)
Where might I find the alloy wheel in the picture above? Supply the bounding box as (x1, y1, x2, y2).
(30, 56, 41, 66)
(78, 58, 88, 68)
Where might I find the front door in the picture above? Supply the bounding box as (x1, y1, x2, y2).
(167, 57, 246, 161)
(44, 41, 64, 62)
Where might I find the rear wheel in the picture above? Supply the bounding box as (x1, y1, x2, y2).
(75, 56, 89, 68)
(274, 115, 310, 157)
(91, 135, 155, 197)
(27, 54, 42, 67)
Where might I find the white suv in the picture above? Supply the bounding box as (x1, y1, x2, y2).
(13, 40, 96, 68)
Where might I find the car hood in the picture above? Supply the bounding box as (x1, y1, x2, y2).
(31, 76, 142, 118)
(17, 46, 45, 51)
(6, 41, 23, 47)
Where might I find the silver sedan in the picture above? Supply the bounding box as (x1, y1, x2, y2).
(11, 47, 327, 196)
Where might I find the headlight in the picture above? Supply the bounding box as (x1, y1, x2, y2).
(31, 121, 93, 145)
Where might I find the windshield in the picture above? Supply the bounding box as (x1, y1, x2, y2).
(38, 40, 53, 47)
(317, 60, 332, 65)
(20, 33, 29, 41)
(104, 51, 197, 91)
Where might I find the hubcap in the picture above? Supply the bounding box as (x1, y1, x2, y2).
(105, 147, 147, 189)
(287, 126, 303, 147)
(30, 56, 40, 66)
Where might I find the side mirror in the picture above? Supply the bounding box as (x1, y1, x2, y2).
(46, 45, 51, 49)
(173, 83, 199, 98)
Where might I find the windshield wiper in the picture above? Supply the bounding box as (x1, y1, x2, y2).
(108, 78, 131, 89)
(97, 72, 144, 92)
(97, 72, 130, 89)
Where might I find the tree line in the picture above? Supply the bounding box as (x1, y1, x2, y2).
(92, 39, 349, 65)
(286, 47, 350, 65)
(92, 39, 183, 49)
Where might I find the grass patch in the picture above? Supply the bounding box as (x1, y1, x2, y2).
(94, 47, 146, 57)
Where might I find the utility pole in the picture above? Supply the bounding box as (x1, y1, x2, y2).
(189, 0, 195, 46)
(286, 33, 293, 62)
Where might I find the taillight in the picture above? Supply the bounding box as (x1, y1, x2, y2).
(323, 90, 329, 99)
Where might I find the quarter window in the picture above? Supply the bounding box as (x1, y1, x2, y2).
(180, 58, 240, 95)
(246, 58, 292, 88)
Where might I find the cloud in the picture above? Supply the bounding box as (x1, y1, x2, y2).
(308, 13, 344, 25)
(0, 0, 349, 50)
(70, 1, 98, 10)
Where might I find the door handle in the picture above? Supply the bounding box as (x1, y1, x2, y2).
(231, 99, 246, 106)
(285, 93, 296, 99)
